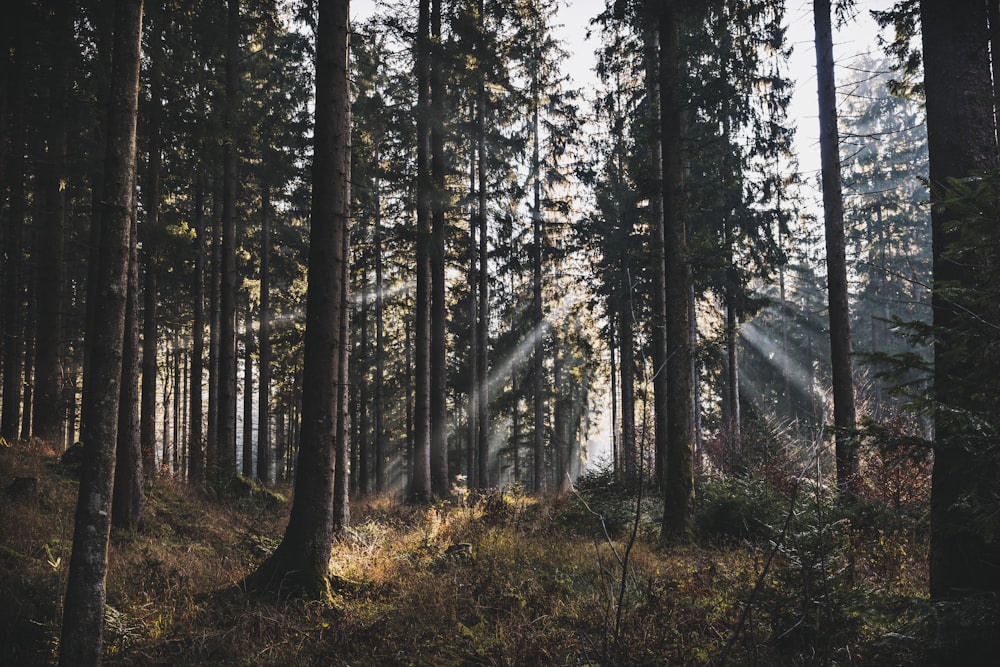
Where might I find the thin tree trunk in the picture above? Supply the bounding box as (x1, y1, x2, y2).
(475, 19, 490, 490)
(411, 0, 433, 502)
(814, 0, 858, 495)
(1, 9, 27, 443)
(242, 306, 253, 477)
(207, 172, 222, 480)
(659, 0, 694, 540)
(429, 0, 449, 497)
(644, 22, 668, 490)
(32, 1, 72, 443)
(531, 57, 546, 495)
(113, 179, 143, 529)
(373, 169, 385, 493)
(258, 188, 271, 484)
(189, 169, 206, 483)
(59, 0, 142, 661)
(217, 0, 241, 479)
(140, 8, 163, 475)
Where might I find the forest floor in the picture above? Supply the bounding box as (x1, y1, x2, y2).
(1, 438, 933, 665)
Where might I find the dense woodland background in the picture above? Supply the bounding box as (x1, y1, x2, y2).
(1, 0, 999, 664)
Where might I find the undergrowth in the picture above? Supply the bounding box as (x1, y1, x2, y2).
(1, 440, 932, 665)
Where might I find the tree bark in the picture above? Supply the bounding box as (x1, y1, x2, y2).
(411, 0, 433, 502)
(257, 188, 271, 484)
(32, 2, 73, 443)
(113, 179, 143, 529)
(1, 3, 27, 444)
(921, 0, 1000, 600)
(476, 17, 490, 490)
(139, 8, 162, 475)
(59, 0, 142, 662)
(814, 0, 858, 495)
(248, 0, 350, 599)
(429, 0, 449, 497)
(659, 0, 694, 540)
(189, 168, 206, 483)
(217, 0, 241, 479)
(242, 304, 253, 477)
(531, 52, 546, 495)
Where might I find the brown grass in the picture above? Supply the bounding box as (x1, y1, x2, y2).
(0, 442, 930, 666)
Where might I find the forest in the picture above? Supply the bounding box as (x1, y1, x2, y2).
(1, 0, 999, 664)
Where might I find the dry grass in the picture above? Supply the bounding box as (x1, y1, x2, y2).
(1, 442, 930, 666)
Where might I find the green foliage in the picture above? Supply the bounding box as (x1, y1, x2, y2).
(696, 473, 786, 542)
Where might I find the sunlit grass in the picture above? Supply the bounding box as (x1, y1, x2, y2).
(1, 441, 930, 665)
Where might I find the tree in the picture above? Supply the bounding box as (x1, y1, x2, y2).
(248, 0, 350, 599)
(31, 2, 74, 443)
(58, 0, 143, 661)
(659, 0, 695, 539)
(921, 0, 1000, 613)
(813, 0, 858, 495)
(411, 0, 433, 501)
(215, 0, 241, 480)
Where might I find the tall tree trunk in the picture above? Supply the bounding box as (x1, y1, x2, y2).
(217, 0, 241, 479)
(113, 180, 143, 529)
(242, 305, 253, 477)
(59, 0, 143, 662)
(1, 7, 27, 443)
(140, 8, 162, 475)
(32, 2, 73, 443)
(411, 0, 433, 502)
(358, 257, 370, 496)
(644, 22, 668, 490)
(257, 187, 271, 484)
(619, 301, 636, 478)
(207, 173, 222, 480)
(429, 0, 449, 497)
(813, 0, 858, 495)
(250, 0, 350, 598)
(467, 143, 478, 489)
(475, 22, 490, 490)
(373, 170, 385, 493)
(921, 0, 1000, 601)
(659, 0, 694, 540)
(189, 169, 206, 483)
(334, 219, 351, 531)
(531, 57, 546, 495)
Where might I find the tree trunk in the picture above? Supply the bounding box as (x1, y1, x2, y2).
(644, 22, 668, 490)
(217, 0, 241, 480)
(32, 1, 73, 444)
(659, 0, 694, 540)
(257, 188, 271, 484)
(140, 8, 162, 475)
(921, 0, 1000, 602)
(411, 0, 433, 502)
(113, 179, 143, 529)
(373, 171, 385, 493)
(429, 0, 449, 497)
(207, 172, 222, 480)
(248, 0, 350, 599)
(531, 59, 546, 495)
(189, 169, 206, 483)
(59, 0, 142, 662)
(814, 0, 858, 495)
(476, 21, 490, 490)
(242, 305, 253, 477)
(1, 7, 27, 444)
